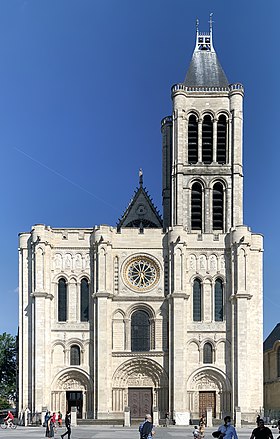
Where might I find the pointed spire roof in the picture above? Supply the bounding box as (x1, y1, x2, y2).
(184, 15, 229, 88)
(117, 170, 163, 230)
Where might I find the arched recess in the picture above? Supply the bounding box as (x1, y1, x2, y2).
(187, 366, 231, 418)
(112, 358, 168, 416)
(52, 368, 93, 419)
(112, 310, 125, 351)
(188, 114, 198, 164)
(128, 304, 156, 351)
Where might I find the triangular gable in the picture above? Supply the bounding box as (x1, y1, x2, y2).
(117, 184, 162, 229)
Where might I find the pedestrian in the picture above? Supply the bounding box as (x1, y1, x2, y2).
(58, 411, 63, 427)
(193, 425, 201, 439)
(199, 415, 206, 438)
(61, 411, 71, 439)
(164, 412, 169, 427)
(218, 416, 238, 439)
(46, 415, 55, 438)
(139, 414, 155, 439)
(250, 419, 273, 439)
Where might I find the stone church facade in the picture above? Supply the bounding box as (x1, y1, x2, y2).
(18, 21, 263, 424)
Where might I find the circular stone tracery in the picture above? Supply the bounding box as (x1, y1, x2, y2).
(124, 256, 160, 292)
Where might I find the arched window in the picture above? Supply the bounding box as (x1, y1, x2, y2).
(70, 345, 81, 365)
(213, 182, 224, 230)
(277, 347, 280, 377)
(191, 183, 203, 230)
(58, 278, 67, 322)
(202, 115, 213, 164)
(193, 279, 202, 321)
(131, 310, 150, 352)
(217, 115, 227, 164)
(215, 279, 224, 321)
(188, 115, 198, 164)
(80, 278, 89, 322)
(203, 343, 213, 363)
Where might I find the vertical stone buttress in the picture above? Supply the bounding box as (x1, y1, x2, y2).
(93, 226, 113, 418)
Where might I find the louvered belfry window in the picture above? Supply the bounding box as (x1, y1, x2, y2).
(203, 343, 213, 363)
(193, 279, 202, 321)
(202, 115, 213, 164)
(191, 183, 203, 230)
(131, 310, 150, 352)
(213, 182, 224, 230)
(58, 278, 67, 322)
(188, 115, 198, 164)
(80, 278, 89, 322)
(215, 279, 224, 321)
(217, 115, 227, 164)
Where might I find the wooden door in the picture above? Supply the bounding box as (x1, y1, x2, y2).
(128, 388, 152, 419)
(199, 391, 216, 418)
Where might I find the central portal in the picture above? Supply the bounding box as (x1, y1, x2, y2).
(128, 388, 152, 419)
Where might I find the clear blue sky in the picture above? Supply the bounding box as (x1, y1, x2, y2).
(0, 0, 279, 340)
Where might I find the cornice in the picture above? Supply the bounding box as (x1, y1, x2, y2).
(112, 351, 166, 358)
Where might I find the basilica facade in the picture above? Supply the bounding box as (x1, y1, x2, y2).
(18, 22, 263, 424)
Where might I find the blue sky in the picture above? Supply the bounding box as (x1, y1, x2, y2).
(0, 0, 279, 340)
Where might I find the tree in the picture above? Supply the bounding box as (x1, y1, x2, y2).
(0, 333, 17, 409)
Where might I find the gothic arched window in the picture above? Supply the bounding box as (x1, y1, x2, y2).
(217, 115, 227, 164)
(202, 115, 213, 164)
(58, 278, 67, 322)
(131, 310, 150, 352)
(203, 342, 213, 363)
(188, 115, 198, 164)
(70, 345, 81, 365)
(215, 278, 224, 321)
(191, 182, 203, 230)
(80, 278, 89, 322)
(213, 182, 224, 230)
(193, 279, 202, 321)
(277, 347, 280, 377)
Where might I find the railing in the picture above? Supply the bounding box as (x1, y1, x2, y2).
(171, 83, 244, 94)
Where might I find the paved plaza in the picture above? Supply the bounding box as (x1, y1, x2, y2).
(0, 425, 278, 439)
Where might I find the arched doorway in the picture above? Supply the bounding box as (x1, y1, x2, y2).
(187, 367, 231, 420)
(52, 369, 93, 419)
(112, 358, 168, 420)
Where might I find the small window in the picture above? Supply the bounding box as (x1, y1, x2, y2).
(188, 115, 198, 164)
(213, 182, 224, 230)
(277, 347, 280, 378)
(70, 345, 80, 365)
(80, 278, 89, 322)
(215, 279, 224, 321)
(131, 310, 150, 352)
(203, 343, 213, 363)
(58, 278, 67, 322)
(191, 183, 203, 230)
(202, 115, 213, 164)
(193, 279, 202, 321)
(217, 115, 227, 164)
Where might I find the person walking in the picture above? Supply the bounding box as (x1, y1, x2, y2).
(61, 411, 71, 439)
(139, 414, 155, 439)
(250, 419, 273, 439)
(218, 416, 238, 439)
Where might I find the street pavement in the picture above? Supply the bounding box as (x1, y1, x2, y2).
(0, 425, 279, 439)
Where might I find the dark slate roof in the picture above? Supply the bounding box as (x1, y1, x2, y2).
(263, 323, 280, 351)
(117, 180, 162, 230)
(184, 51, 229, 87)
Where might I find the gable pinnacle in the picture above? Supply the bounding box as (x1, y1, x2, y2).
(139, 168, 143, 187)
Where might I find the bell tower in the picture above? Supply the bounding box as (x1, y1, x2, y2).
(162, 15, 244, 233)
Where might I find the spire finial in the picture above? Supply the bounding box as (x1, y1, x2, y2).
(209, 13, 213, 33)
(196, 18, 199, 33)
(139, 168, 143, 186)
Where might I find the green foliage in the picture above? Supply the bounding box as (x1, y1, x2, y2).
(0, 333, 17, 407)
